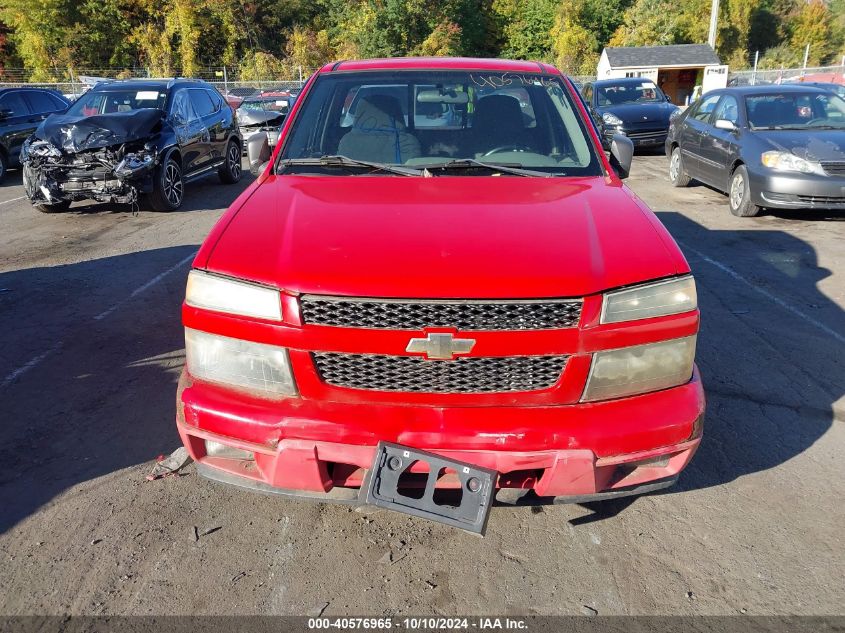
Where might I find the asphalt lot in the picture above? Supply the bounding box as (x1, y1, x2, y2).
(0, 154, 843, 616)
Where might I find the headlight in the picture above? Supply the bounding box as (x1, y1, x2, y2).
(185, 328, 296, 397)
(186, 270, 282, 321)
(761, 151, 823, 175)
(601, 276, 697, 324)
(582, 336, 697, 402)
(602, 112, 623, 126)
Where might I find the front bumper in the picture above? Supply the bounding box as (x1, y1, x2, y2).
(176, 368, 704, 504)
(748, 167, 845, 209)
(604, 127, 668, 148)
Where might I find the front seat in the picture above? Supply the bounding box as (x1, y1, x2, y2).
(470, 95, 526, 156)
(337, 95, 421, 164)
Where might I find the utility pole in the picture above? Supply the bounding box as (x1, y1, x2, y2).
(707, 0, 719, 49)
(802, 44, 810, 77)
(751, 50, 759, 86)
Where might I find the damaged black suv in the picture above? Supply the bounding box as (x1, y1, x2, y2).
(21, 78, 241, 213)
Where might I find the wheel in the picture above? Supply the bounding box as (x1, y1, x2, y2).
(36, 200, 71, 213)
(218, 140, 242, 184)
(0, 151, 7, 184)
(148, 156, 184, 211)
(728, 165, 761, 217)
(669, 146, 691, 187)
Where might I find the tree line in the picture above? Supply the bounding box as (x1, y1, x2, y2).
(0, 0, 843, 81)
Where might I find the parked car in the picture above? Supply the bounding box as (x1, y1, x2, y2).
(0, 87, 69, 183)
(798, 81, 845, 100)
(666, 85, 845, 217)
(582, 77, 680, 150)
(177, 57, 704, 534)
(21, 78, 241, 213)
(236, 96, 290, 153)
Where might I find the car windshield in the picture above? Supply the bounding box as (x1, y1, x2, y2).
(240, 98, 289, 113)
(596, 81, 664, 106)
(66, 88, 167, 116)
(278, 70, 601, 176)
(747, 92, 845, 129)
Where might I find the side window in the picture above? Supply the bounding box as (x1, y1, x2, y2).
(690, 93, 721, 123)
(206, 89, 223, 112)
(170, 90, 198, 124)
(189, 89, 215, 118)
(713, 95, 739, 124)
(25, 91, 62, 114)
(0, 92, 30, 116)
(48, 93, 68, 110)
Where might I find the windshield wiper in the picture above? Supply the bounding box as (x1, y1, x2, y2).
(416, 159, 555, 177)
(279, 155, 424, 176)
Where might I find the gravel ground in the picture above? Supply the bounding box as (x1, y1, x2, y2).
(0, 154, 842, 617)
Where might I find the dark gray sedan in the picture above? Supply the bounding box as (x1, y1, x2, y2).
(666, 85, 845, 217)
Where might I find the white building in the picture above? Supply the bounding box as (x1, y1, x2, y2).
(596, 44, 728, 105)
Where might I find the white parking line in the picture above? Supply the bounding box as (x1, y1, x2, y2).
(1, 343, 62, 389)
(679, 240, 845, 346)
(2, 251, 196, 389)
(0, 196, 26, 206)
(93, 251, 196, 321)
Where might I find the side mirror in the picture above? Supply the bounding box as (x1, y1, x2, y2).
(246, 132, 271, 177)
(665, 95, 672, 103)
(0, 108, 12, 119)
(608, 133, 634, 179)
(714, 119, 737, 131)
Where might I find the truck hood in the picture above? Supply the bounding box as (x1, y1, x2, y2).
(203, 175, 687, 298)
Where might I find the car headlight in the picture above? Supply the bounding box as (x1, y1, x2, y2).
(601, 276, 697, 324)
(602, 112, 623, 126)
(582, 336, 697, 402)
(185, 328, 296, 397)
(185, 270, 282, 321)
(761, 151, 823, 175)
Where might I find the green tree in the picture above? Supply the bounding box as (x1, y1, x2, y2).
(789, 0, 835, 65)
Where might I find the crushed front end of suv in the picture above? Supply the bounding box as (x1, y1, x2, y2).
(22, 79, 242, 213)
(177, 58, 705, 534)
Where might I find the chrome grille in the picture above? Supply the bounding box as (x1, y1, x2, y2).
(821, 161, 845, 176)
(312, 353, 568, 393)
(299, 296, 582, 330)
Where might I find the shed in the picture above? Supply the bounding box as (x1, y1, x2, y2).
(597, 44, 728, 105)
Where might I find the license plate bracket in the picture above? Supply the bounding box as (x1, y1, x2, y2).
(364, 442, 497, 535)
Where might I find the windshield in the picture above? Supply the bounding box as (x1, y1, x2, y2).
(240, 98, 289, 113)
(596, 81, 664, 106)
(278, 70, 601, 176)
(66, 88, 167, 116)
(747, 92, 845, 129)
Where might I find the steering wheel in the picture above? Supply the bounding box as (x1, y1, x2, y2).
(483, 144, 532, 157)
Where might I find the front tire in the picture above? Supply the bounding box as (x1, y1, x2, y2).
(669, 146, 691, 187)
(728, 165, 761, 217)
(148, 157, 184, 211)
(218, 140, 242, 184)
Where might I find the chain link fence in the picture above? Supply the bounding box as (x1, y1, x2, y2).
(729, 64, 845, 86)
(0, 66, 317, 97)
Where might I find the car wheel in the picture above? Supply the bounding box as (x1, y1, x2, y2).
(218, 140, 242, 184)
(149, 157, 184, 211)
(0, 151, 7, 184)
(36, 200, 71, 213)
(728, 165, 760, 217)
(669, 146, 691, 187)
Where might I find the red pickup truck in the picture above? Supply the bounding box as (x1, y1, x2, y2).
(176, 58, 704, 532)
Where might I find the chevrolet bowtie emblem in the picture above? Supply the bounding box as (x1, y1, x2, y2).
(406, 333, 476, 360)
